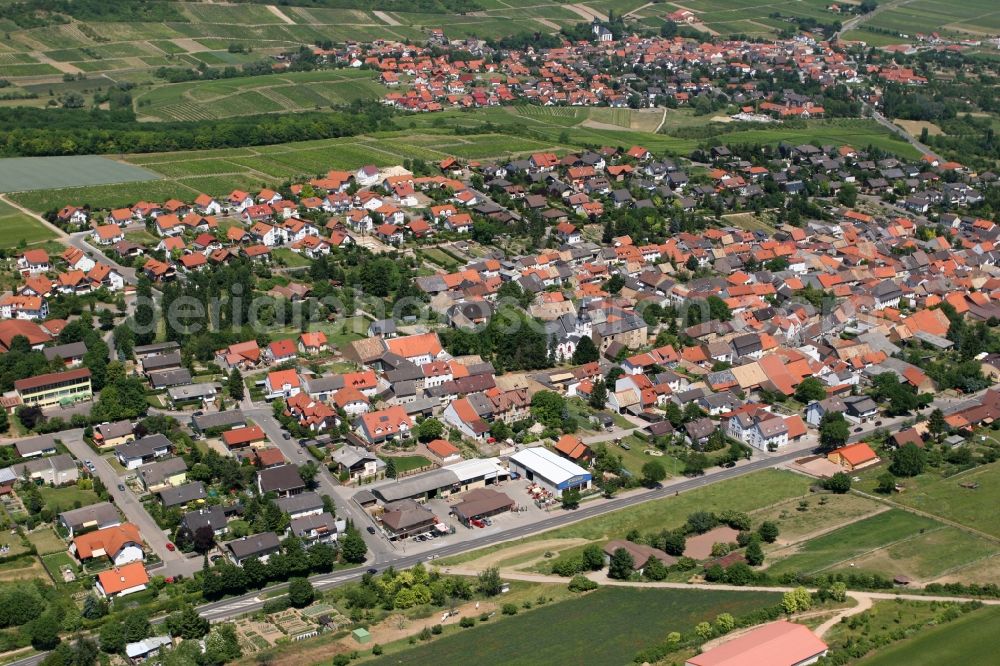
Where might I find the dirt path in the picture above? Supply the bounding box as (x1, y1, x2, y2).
(535, 17, 562, 31)
(461, 538, 589, 570)
(373, 10, 401, 26)
(565, 4, 607, 22)
(171, 38, 211, 53)
(31, 52, 82, 75)
(266, 5, 296, 25)
(0, 194, 69, 245)
(814, 593, 873, 638)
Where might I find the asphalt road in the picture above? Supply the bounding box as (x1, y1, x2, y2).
(195, 446, 805, 622)
(67, 230, 137, 285)
(241, 408, 394, 561)
(59, 429, 201, 578)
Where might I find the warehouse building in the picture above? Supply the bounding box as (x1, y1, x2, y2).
(508, 447, 592, 496)
(371, 457, 508, 504)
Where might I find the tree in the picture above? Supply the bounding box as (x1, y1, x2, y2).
(17, 405, 43, 430)
(641, 460, 667, 487)
(608, 547, 635, 580)
(928, 408, 947, 440)
(99, 620, 126, 654)
(123, 612, 150, 642)
(876, 471, 897, 494)
(287, 578, 314, 608)
(530, 390, 566, 430)
(818, 411, 849, 452)
(745, 539, 765, 566)
(588, 378, 608, 410)
(643, 556, 668, 581)
(80, 593, 107, 620)
(298, 461, 319, 488)
(757, 521, 780, 544)
(416, 417, 444, 442)
(340, 528, 368, 564)
(662, 530, 687, 556)
(203, 624, 242, 666)
(572, 336, 599, 365)
(715, 613, 736, 634)
(228, 368, 245, 401)
(192, 525, 215, 554)
(794, 377, 827, 403)
(166, 605, 210, 639)
(824, 471, 852, 494)
(686, 511, 718, 534)
(695, 621, 713, 640)
(581, 544, 604, 571)
(477, 566, 504, 596)
(29, 613, 60, 650)
(384, 457, 397, 480)
(560, 488, 581, 510)
(890, 443, 926, 477)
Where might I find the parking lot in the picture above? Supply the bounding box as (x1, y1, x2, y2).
(382, 479, 567, 556)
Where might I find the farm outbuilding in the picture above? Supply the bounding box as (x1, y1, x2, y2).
(452, 488, 515, 526)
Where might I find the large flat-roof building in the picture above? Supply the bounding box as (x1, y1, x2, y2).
(14, 367, 91, 407)
(508, 447, 592, 496)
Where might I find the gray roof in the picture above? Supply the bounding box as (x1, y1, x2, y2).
(258, 465, 305, 493)
(115, 434, 171, 460)
(96, 420, 134, 440)
(168, 382, 219, 401)
(138, 457, 188, 487)
(14, 435, 57, 457)
(141, 351, 182, 372)
(21, 453, 76, 476)
(181, 506, 227, 534)
(331, 445, 378, 470)
(226, 532, 280, 559)
(372, 468, 458, 503)
(59, 502, 119, 530)
(43, 341, 87, 362)
(148, 368, 193, 388)
(289, 511, 338, 538)
(192, 410, 246, 432)
(134, 341, 180, 358)
(158, 481, 206, 507)
(276, 491, 324, 515)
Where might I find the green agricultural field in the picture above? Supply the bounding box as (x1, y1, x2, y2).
(764, 509, 942, 576)
(0, 156, 160, 193)
(859, 605, 1000, 666)
(134, 70, 385, 121)
(367, 587, 781, 666)
(855, 459, 1000, 538)
(543, 469, 810, 541)
(0, 207, 57, 249)
(863, 0, 1000, 38)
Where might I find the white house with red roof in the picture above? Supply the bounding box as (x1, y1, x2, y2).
(17, 249, 49, 275)
(265, 369, 301, 400)
(267, 339, 297, 364)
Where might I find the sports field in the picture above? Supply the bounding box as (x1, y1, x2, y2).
(0, 155, 161, 193)
(366, 587, 781, 666)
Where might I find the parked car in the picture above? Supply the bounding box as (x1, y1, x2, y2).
(366, 526, 376, 535)
(165, 542, 175, 552)
(117, 483, 125, 491)
(366, 568, 378, 575)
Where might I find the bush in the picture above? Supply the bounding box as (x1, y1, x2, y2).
(501, 603, 518, 616)
(431, 624, 443, 634)
(551, 554, 584, 577)
(261, 597, 290, 614)
(568, 575, 598, 592)
(459, 617, 475, 628)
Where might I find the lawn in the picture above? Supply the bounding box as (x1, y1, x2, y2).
(26, 527, 66, 555)
(266, 316, 367, 348)
(41, 551, 78, 580)
(38, 485, 100, 513)
(855, 459, 1000, 538)
(764, 509, 942, 576)
(366, 587, 781, 666)
(858, 604, 1000, 665)
(0, 156, 160, 193)
(380, 454, 431, 474)
(846, 525, 999, 581)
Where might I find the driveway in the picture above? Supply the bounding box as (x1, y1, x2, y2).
(58, 429, 201, 578)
